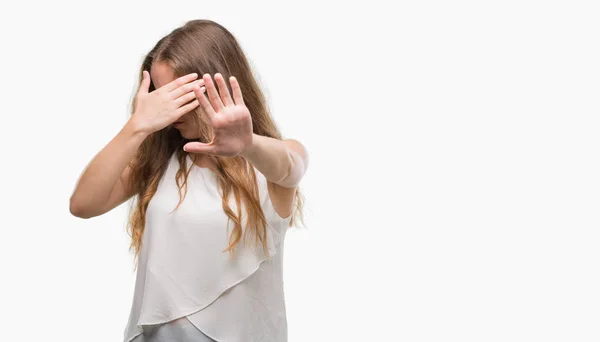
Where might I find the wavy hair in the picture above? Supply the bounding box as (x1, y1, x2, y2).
(125, 19, 305, 269)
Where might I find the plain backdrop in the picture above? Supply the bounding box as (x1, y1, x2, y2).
(0, 1, 599, 341)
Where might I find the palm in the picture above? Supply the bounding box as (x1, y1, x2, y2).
(183, 73, 253, 157)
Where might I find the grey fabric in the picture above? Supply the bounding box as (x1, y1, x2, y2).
(132, 316, 216, 342)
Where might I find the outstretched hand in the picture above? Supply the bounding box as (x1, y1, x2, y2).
(183, 73, 253, 157)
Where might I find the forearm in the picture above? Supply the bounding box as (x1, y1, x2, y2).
(69, 119, 148, 216)
(241, 134, 300, 188)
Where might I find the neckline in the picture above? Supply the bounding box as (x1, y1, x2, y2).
(185, 153, 215, 173)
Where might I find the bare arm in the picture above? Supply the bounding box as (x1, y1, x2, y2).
(240, 135, 309, 188)
(69, 120, 148, 219)
(70, 70, 202, 219)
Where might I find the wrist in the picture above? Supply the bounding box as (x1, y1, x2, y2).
(240, 133, 257, 158)
(126, 117, 151, 139)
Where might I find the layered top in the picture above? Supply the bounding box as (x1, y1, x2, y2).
(123, 152, 292, 342)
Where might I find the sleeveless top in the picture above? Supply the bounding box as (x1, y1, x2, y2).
(123, 152, 293, 342)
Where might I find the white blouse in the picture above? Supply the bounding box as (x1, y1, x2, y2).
(123, 152, 292, 342)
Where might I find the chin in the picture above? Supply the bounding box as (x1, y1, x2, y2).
(176, 127, 200, 140)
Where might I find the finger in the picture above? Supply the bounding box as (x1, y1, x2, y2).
(194, 85, 216, 118)
(203, 73, 224, 112)
(163, 72, 198, 92)
(138, 70, 151, 94)
(183, 141, 217, 155)
(229, 76, 245, 105)
(174, 90, 198, 107)
(175, 99, 199, 117)
(170, 79, 204, 99)
(214, 73, 234, 106)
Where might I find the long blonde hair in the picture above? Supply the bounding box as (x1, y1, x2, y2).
(125, 19, 305, 268)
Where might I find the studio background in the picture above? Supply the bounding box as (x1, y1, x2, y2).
(0, 1, 598, 341)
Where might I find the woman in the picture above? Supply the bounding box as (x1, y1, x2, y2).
(69, 19, 308, 342)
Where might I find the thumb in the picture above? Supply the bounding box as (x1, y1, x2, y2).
(139, 70, 151, 94)
(183, 141, 217, 155)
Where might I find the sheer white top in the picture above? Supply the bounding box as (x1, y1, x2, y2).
(123, 152, 292, 342)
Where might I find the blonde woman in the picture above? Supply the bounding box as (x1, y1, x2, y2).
(69, 19, 308, 342)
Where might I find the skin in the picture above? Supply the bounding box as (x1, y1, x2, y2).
(149, 62, 207, 141)
(149, 61, 309, 219)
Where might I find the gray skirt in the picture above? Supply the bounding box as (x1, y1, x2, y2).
(132, 316, 216, 342)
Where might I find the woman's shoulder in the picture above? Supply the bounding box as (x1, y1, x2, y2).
(248, 164, 296, 221)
